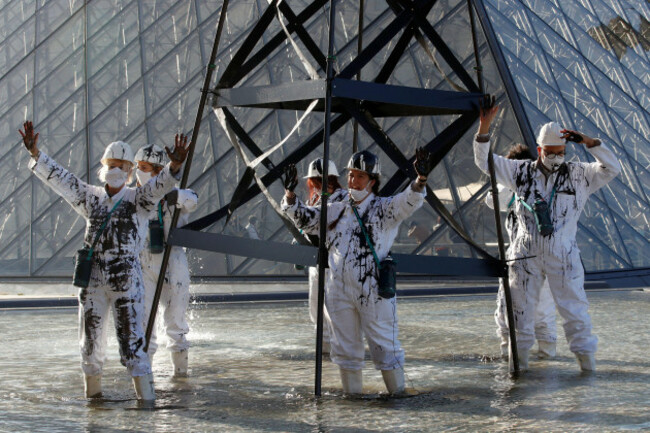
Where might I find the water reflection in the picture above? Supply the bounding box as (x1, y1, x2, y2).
(0, 290, 649, 431)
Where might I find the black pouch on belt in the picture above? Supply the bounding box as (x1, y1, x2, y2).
(377, 254, 397, 299)
(149, 218, 165, 254)
(533, 198, 554, 237)
(73, 248, 93, 288)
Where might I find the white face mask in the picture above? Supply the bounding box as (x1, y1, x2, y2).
(136, 169, 153, 186)
(99, 166, 128, 188)
(541, 153, 565, 171)
(349, 186, 371, 203)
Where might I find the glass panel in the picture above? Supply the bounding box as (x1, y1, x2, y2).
(34, 53, 85, 124)
(0, 54, 34, 120)
(35, 0, 82, 41)
(0, 14, 36, 78)
(31, 198, 85, 274)
(143, 35, 202, 115)
(35, 10, 83, 83)
(577, 225, 628, 272)
(140, 1, 197, 71)
(86, 2, 140, 77)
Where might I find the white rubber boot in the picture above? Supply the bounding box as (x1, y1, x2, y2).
(509, 348, 529, 372)
(339, 368, 362, 395)
(576, 353, 596, 372)
(381, 368, 405, 394)
(537, 341, 556, 359)
(133, 373, 156, 401)
(84, 374, 102, 398)
(171, 350, 189, 377)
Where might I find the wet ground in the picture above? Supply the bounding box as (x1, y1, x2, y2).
(1, 289, 649, 432)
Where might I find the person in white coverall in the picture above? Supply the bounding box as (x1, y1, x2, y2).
(301, 158, 347, 354)
(20, 121, 189, 400)
(134, 144, 198, 377)
(282, 148, 434, 394)
(474, 96, 621, 371)
(486, 144, 557, 359)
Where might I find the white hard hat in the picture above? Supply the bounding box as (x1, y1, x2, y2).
(101, 141, 134, 165)
(134, 144, 166, 167)
(536, 122, 566, 147)
(304, 158, 339, 178)
(346, 150, 381, 176)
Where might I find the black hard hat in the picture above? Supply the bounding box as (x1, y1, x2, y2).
(346, 150, 381, 176)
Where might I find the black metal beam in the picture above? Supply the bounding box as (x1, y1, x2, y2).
(214, 78, 480, 115)
(169, 228, 318, 266)
(166, 229, 503, 277)
(221, 0, 330, 88)
(182, 113, 351, 231)
(397, 0, 480, 93)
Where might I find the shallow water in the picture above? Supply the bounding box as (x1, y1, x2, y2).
(1, 290, 649, 432)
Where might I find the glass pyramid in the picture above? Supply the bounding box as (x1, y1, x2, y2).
(0, 0, 647, 279)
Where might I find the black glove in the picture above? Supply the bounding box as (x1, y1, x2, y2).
(283, 164, 298, 192)
(565, 132, 583, 143)
(165, 189, 179, 207)
(479, 94, 496, 115)
(413, 147, 435, 179)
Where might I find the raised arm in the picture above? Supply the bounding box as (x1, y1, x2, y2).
(136, 134, 189, 211)
(473, 95, 521, 192)
(561, 129, 621, 194)
(21, 121, 92, 216)
(281, 163, 322, 233)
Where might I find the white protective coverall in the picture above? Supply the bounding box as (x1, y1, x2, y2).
(29, 152, 179, 377)
(474, 139, 621, 355)
(306, 188, 348, 346)
(486, 184, 557, 353)
(283, 186, 425, 371)
(140, 188, 198, 356)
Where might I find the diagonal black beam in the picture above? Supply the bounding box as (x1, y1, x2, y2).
(393, 0, 480, 92)
(381, 111, 478, 194)
(340, 99, 494, 260)
(277, 1, 328, 72)
(221, 107, 276, 172)
(218, 0, 281, 88)
(373, 0, 438, 84)
(337, 0, 432, 79)
(182, 113, 351, 231)
(223, 0, 329, 88)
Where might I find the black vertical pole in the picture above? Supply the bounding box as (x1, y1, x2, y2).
(315, 0, 337, 396)
(467, 0, 518, 372)
(352, 0, 363, 153)
(145, 0, 230, 352)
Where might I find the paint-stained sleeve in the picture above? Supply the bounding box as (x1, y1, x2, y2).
(473, 138, 520, 192)
(28, 151, 92, 217)
(176, 188, 199, 214)
(136, 164, 181, 213)
(281, 196, 321, 234)
(381, 183, 426, 228)
(584, 143, 621, 194)
(486, 184, 514, 212)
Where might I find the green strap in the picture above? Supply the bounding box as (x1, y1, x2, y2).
(88, 198, 123, 258)
(157, 201, 164, 225)
(515, 186, 556, 227)
(507, 193, 516, 209)
(351, 205, 381, 269)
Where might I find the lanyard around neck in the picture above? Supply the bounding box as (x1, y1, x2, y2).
(351, 205, 381, 269)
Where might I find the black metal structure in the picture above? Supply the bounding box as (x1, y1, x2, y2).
(163, 0, 532, 391)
